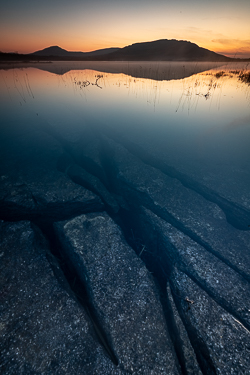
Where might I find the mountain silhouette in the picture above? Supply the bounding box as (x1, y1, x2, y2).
(30, 40, 230, 61)
(102, 39, 230, 61)
(0, 39, 238, 62)
(32, 46, 120, 57)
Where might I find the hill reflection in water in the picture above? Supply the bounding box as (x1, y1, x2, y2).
(1, 60, 225, 80)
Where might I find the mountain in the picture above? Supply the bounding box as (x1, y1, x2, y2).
(32, 46, 71, 56)
(30, 40, 230, 62)
(102, 39, 230, 62)
(1, 39, 238, 62)
(31, 46, 120, 57)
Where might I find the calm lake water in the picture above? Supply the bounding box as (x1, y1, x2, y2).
(1, 61, 250, 210)
(1, 61, 250, 375)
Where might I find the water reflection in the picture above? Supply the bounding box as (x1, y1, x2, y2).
(1, 62, 249, 112)
(0, 62, 249, 209)
(0, 61, 224, 80)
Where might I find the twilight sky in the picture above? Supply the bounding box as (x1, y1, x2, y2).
(1, 0, 250, 58)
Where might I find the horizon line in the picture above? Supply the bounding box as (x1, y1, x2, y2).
(1, 38, 250, 59)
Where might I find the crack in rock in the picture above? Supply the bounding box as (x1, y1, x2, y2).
(54, 212, 181, 374)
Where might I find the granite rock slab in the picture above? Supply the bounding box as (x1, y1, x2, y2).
(170, 268, 250, 375)
(0, 220, 121, 374)
(101, 136, 250, 281)
(138, 207, 250, 330)
(54, 212, 180, 374)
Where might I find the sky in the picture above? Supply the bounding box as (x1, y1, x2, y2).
(1, 0, 250, 58)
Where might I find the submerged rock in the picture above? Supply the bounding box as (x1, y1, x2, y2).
(101, 136, 250, 281)
(170, 268, 250, 374)
(0, 129, 104, 221)
(0, 220, 121, 374)
(67, 164, 120, 213)
(44, 123, 109, 186)
(1, 121, 249, 373)
(102, 123, 250, 216)
(54, 212, 180, 374)
(137, 207, 250, 330)
(166, 283, 202, 375)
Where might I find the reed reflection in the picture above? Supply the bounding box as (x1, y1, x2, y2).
(0, 61, 250, 211)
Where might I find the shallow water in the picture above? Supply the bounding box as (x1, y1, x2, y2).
(0, 61, 250, 210)
(1, 61, 250, 375)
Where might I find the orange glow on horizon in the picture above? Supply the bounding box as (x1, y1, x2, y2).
(1, 0, 250, 59)
(1, 33, 250, 59)
(1, 38, 250, 60)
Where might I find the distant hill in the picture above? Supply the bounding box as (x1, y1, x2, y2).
(30, 40, 230, 62)
(31, 46, 120, 57)
(102, 39, 230, 62)
(1, 39, 242, 62)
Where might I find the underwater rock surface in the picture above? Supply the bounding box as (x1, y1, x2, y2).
(54, 212, 180, 374)
(0, 128, 104, 222)
(0, 221, 121, 374)
(0, 123, 250, 374)
(171, 268, 250, 374)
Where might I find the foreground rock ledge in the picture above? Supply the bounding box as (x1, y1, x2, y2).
(54, 212, 180, 374)
(171, 268, 250, 374)
(0, 221, 121, 374)
(138, 207, 250, 330)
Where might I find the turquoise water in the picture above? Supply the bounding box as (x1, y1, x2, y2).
(1, 61, 250, 209)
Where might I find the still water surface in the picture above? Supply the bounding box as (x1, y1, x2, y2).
(1, 61, 250, 209)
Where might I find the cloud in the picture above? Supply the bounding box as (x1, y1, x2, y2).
(212, 39, 250, 47)
(211, 39, 250, 57)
